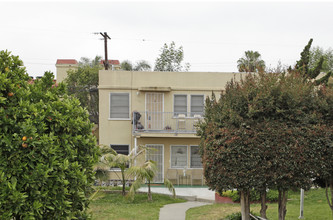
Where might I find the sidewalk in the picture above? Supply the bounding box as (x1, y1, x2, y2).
(138, 186, 215, 220)
(159, 201, 209, 220)
(138, 186, 215, 202)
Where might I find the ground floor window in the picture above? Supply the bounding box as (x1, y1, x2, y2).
(190, 145, 203, 168)
(171, 145, 188, 168)
(110, 145, 129, 155)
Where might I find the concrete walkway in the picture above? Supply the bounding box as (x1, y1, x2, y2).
(138, 186, 215, 202)
(159, 201, 209, 220)
(138, 187, 215, 220)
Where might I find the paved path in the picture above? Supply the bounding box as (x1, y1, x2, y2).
(159, 201, 209, 220)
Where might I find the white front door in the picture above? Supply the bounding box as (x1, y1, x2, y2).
(145, 93, 164, 130)
(146, 144, 164, 183)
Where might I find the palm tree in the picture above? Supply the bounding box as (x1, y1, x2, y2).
(96, 145, 145, 196)
(120, 60, 151, 71)
(127, 160, 175, 201)
(237, 51, 266, 72)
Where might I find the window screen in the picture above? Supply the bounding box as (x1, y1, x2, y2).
(174, 95, 187, 116)
(171, 145, 187, 168)
(110, 93, 129, 119)
(110, 145, 129, 155)
(190, 95, 204, 116)
(190, 146, 203, 168)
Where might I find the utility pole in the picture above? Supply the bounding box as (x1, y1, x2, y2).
(99, 32, 111, 70)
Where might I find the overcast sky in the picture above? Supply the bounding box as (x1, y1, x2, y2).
(1, 1, 333, 78)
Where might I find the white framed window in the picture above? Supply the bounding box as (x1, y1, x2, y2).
(174, 94, 187, 116)
(190, 146, 203, 168)
(170, 145, 188, 168)
(190, 95, 204, 117)
(109, 93, 130, 119)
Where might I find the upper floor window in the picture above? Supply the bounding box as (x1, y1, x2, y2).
(174, 95, 187, 116)
(190, 95, 204, 116)
(110, 93, 130, 119)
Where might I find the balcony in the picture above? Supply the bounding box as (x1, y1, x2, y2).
(132, 111, 203, 134)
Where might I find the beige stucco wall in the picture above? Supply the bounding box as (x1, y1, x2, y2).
(98, 70, 244, 183)
(55, 64, 78, 83)
(98, 70, 245, 148)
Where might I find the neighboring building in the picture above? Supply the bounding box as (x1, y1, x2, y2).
(55, 59, 120, 83)
(98, 70, 245, 185)
(55, 59, 79, 83)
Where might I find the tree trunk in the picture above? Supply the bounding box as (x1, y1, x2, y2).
(325, 178, 333, 217)
(240, 190, 250, 220)
(260, 190, 268, 219)
(121, 171, 126, 196)
(278, 189, 288, 220)
(148, 180, 152, 201)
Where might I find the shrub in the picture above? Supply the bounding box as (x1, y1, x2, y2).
(221, 189, 279, 202)
(0, 51, 99, 219)
(223, 211, 259, 220)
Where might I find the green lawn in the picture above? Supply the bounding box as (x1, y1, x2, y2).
(186, 188, 332, 220)
(89, 191, 186, 220)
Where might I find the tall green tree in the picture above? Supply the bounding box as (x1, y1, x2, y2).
(0, 50, 99, 219)
(120, 60, 151, 71)
(294, 39, 332, 85)
(154, 41, 190, 72)
(65, 56, 101, 124)
(237, 50, 266, 72)
(198, 72, 326, 220)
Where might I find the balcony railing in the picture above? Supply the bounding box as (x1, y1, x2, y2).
(132, 111, 203, 134)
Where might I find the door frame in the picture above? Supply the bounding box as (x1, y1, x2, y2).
(145, 93, 165, 130)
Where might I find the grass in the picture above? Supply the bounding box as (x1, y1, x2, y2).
(186, 188, 332, 220)
(89, 191, 186, 220)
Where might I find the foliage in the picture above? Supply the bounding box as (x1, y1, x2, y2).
(154, 41, 190, 72)
(309, 46, 333, 73)
(121, 60, 151, 71)
(186, 188, 332, 220)
(89, 191, 185, 220)
(198, 71, 332, 219)
(237, 50, 265, 72)
(294, 38, 332, 85)
(127, 160, 175, 201)
(0, 50, 99, 219)
(65, 56, 101, 124)
(95, 145, 144, 196)
(223, 211, 259, 220)
(221, 190, 279, 202)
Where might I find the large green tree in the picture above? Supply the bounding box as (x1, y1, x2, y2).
(198, 72, 328, 220)
(0, 50, 99, 219)
(237, 50, 266, 72)
(154, 41, 190, 72)
(65, 56, 101, 124)
(294, 39, 332, 85)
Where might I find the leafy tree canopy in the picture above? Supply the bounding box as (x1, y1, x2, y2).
(65, 56, 101, 124)
(121, 60, 151, 71)
(294, 39, 332, 85)
(154, 41, 190, 72)
(0, 50, 99, 219)
(237, 50, 266, 73)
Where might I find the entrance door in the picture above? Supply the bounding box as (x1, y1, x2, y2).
(146, 144, 164, 183)
(146, 93, 164, 130)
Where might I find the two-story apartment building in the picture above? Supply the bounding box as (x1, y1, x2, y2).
(99, 70, 244, 185)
